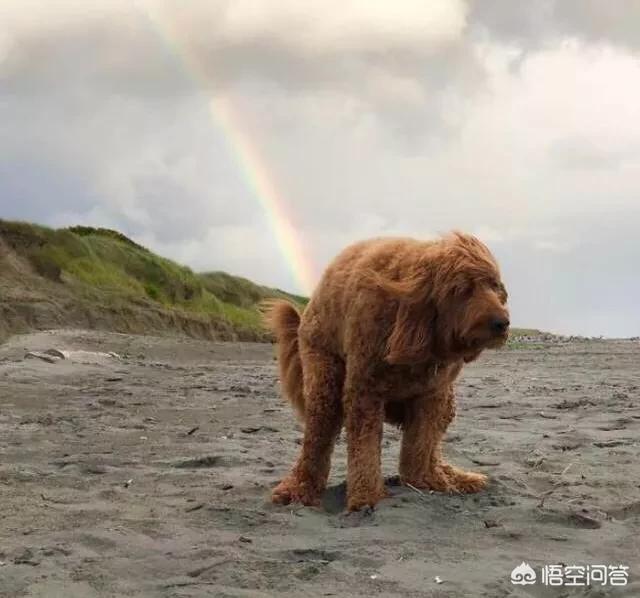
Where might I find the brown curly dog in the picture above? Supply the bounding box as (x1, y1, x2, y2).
(263, 232, 509, 512)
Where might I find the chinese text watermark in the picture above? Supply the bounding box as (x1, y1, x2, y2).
(511, 562, 629, 587)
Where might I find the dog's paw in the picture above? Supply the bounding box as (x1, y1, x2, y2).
(441, 465, 488, 494)
(401, 469, 453, 493)
(271, 477, 321, 507)
(347, 482, 389, 512)
(347, 492, 386, 512)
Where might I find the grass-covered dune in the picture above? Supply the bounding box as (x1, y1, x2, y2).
(0, 219, 305, 343)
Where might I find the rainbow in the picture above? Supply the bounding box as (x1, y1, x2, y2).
(135, 3, 316, 295)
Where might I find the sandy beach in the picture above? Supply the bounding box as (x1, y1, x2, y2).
(1, 330, 638, 597)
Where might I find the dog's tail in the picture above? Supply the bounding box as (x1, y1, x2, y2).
(261, 299, 305, 420)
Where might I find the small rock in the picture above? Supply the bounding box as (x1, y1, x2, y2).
(594, 440, 627, 448)
(24, 352, 60, 364)
(241, 426, 262, 434)
(13, 548, 40, 566)
(570, 512, 602, 529)
(82, 464, 107, 475)
(230, 384, 251, 394)
(174, 456, 221, 469)
(98, 398, 118, 407)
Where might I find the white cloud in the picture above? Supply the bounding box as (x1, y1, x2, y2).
(217, 0, 468, 51)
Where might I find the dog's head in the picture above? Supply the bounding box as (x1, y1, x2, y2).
(380, 232, 509, 364)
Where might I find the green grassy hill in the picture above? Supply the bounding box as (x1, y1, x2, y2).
(0, 219, 305, 343)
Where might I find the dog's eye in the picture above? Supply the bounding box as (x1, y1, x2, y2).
(491, 280, 508, 302)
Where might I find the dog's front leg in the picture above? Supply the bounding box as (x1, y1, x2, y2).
(344, 386, 387, 511)
(398, 393, 453, 492)
(436, 389, 488, 493)
(399, 390, 487, 493)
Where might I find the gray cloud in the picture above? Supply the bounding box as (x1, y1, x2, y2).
(469, 0, 640, 52)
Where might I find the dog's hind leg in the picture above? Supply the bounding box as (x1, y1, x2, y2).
(271, 347, 344, 507)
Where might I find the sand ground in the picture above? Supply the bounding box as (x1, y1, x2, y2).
(1, 330, 639, 597)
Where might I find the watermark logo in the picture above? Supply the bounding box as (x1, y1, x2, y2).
(510, 562, 537, 585)
(511, 563, 629, 587)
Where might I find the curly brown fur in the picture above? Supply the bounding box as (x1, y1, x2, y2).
(264, 232, 509, 511)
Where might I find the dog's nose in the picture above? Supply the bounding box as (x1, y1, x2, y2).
(489, 316, 510, 334)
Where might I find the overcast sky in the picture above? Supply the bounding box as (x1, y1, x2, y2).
(1, 1, 639, 336)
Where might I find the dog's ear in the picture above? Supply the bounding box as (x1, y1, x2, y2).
(385, 300, 437, 365)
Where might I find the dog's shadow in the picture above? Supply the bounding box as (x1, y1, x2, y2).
(321, 481, 348, 514)
(320, 476, 406, 525)
(321, 483, 376, 527)
(320, 475, 509, 526)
